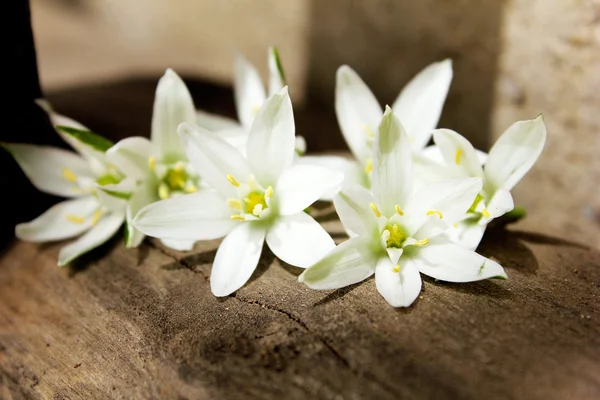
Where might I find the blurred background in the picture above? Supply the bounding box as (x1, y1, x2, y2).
(25, 0, 600, 247)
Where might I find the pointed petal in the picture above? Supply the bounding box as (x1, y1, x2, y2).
(432, 129, 484, 177)
(211, 222, 266, 296)
(484, 115, 547, 192)
(268, 46, 286, 96)
(2, 143, 93, 197)
(106, 137, 153, 181)
(298, 237, 377, 289)
(446, 221, 487, 251)
(372, 106, 413, 215)
(58, 211, 125, 266)
(133, 189, 235, 241)
(386, 248, 403, 265)
(195, 109, 241, 131)
(335, 65, 383, 162)
(276, 164, 343, 215)
(124, 182, 157, 248)
(294, 155, 365, 201)
(178, 123, 251, 198)
(160, 238, 195, 251)
(266, 212, 335, 268)
(414, 237, 507, 282)
(16, 197, 98, 242)
(484, 188, 514, 222)
(246, 87, 295, 187)
(392, 59, 453, 150)
(151, 69, 195, 161)
(234, 54, 267, 129)
(375, 257, 422, 307)
(333, 184, 377, 237)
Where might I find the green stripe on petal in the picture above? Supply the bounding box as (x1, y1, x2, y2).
(55, 125, 114, 153)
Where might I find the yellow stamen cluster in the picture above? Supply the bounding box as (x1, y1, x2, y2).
(244, 191, 268, 214)
(385, 224, 407, 248)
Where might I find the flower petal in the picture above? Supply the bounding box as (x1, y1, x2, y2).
(333, 184, 377, 237)
(335, 65, 383, 162)
(298, 236, 377, 289)
(246, 87, 295, 187)
(160, 238, 195, 251)
(414, 237, 507, 282)
(124, 182, 157, 248)
(375, 257, 422, 307)
(178, 123, 251, 198)
(432, 129, 484, 178)
(276, 164, 343, 215)
(295, 155, 366, 201)
(2, 143, 93, 197)
(106, 137, 153, 181)
(133, 189, 235, 241)
(392, 59, 453, 151)
(211, 222, 266, 296)
(151, 69, 195, 161)
(266, 212, 335, 268)
(446, 221, 487, 251)
(372, 106, 413, 215)
(58, 211, 125, 266)
(195, 110, 241, 131)
(16, 196, 99, 242)
(268, 46, 286, 96)
(484, 188, 514, 222)
(484, 115, 547, 192)
(234, 54, 267, 129)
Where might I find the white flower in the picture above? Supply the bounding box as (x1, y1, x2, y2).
(102, 69, 204, 251)
(195, 46, 306, 156)
(298, 107, 507, 308)
(133, 87, 343, 296)
(305, 60, 453, 194)
(3, 104, 127, 266)
(419, 116, 546, 250)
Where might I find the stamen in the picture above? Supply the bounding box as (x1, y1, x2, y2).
(455, 149, 463, 165)
(184, 185, 198, 193)
(362, 124, 375, 138)
(412, 238, 430, 247)
(265, 186, 273, 198)
(158, 184, 170, 200)
(66, 214, 85, 224)
(231, 214, 246, 221)
(252, 204, 263, 216)
(364, 159, 373, 174)
(392, 265, 401, 273)
(226, 198, 242, 210)
(482, 208, 491, 218)
(395, 205, 404, 216)
(227, 174, 240, 187)
(174, 162, 185, 172)
(148, 157, 156, 171)
(91, 209, 102, 226)
(369, 202, 381, 218)
(426, 210, 443, 219)
(62, 168, 77, 182)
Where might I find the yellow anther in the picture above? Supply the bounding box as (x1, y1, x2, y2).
(413, 238, 430, 247)
(362, 124, 375, 138)
(265, 186, 273, 198)
(455, 149, 463, 165)
(392, 265, 401, 273)
(148, 157, 156, 171)
(395, 205, 404, 216)
(364, 159, 373, 174)
(174, 162, 185, 172)
(62, 168, 77, 182)
(184, 185, 198, 193)
(369, 202, 381, 218)
(426, 210, 443, 219)
(231, 214, 246, 221)
(66, 214, 85, 224)
(482, 208, 491, 218)
(227, 174, 240, 187)
(158, 184, 170, 200)
(91, 209, 102, 226)
(226, 198, 242, 211)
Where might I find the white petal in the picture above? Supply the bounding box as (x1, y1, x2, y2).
(484, 115, 546, 192)
(298, 237, 377, 289)
(405, 177, 483, 237)
(16, 196, 98, 242)
(3, 143, 93, 197)
(160, 238, 195, 251)
(106, 137, 153, 181)
(246, 87, 295, 187)
(414, 237, 507, 282)
(333, 184, 378, 237)
(178, 123, 251, 198)
(276, 164, 343, 215)
(372, 106, 413, 215)
(375, 257, 422, 307)
(432, 129, 484, 178)
(266, 212, 335, 268)
(446, 221, 487, 251)
(195, 109, 241, 131)
(233, 54, 267, 129)
(335, 65, 383, 162)
(484, 189, 514, 222)
(267, 46, 286, 96)
(211, 222, 266, 296)
(151, 69, 195, 161)
(58, 211, 125, 266)
(124, 182, 157, 248)
(392, 59, 453, 151)
(95, 177, 136, 212)
(133, 190, 235, 241)
(295, 155, 365, 200)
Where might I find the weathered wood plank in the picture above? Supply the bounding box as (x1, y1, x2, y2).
(0, 213, 599, 399)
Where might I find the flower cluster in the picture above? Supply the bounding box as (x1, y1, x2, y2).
(3, 48, 546, 307)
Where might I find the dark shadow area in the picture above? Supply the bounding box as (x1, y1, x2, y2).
(511, 230, 591, 251)
(247, 245, 277, 284)
(135, 243, 150, 266)
(67, 231, 122, 276)
(312, 280, 367, 307)
(305, 0, 506, 151)
(422, 275, 513, 300)
(478, 228, 539, 274)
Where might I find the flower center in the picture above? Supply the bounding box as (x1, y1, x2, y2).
(226, 174, 273, 221)
(384, 223, 408, 248)
(244, 191, 268, 214)
(155, 161, 198, 199)
(95, 174, 121, 186)
(468, 193, 491, 218)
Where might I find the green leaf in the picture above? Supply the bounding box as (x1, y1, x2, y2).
(270, 47, 286, 85)
(55, 125, 113, 152)
(500, 206, 527, 224)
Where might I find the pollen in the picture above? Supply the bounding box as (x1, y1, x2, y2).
(384, 223, 407, 248)
(482, 208, 491, 218)
(412, 238, 430, 247)
(369, 202, 381, 218)
(66, 214, 85, 224)
(265, 186, 273, 198)
(184, 184, 198, 193)
(455, 149, 463, 165)
(231, 214, 246, 221)
(165, 168, 187, 190)
(244, 191, 267, 214)
(426, 210, 443, 219)
(148, 156, 156, 171)
(158, 184, 170, 200)
(395, 205, 404, 216)
(62, 168, 77, 182)
(364, 159, 373, 174)
(91, 209, 102, 226)
(392, 265, 401, 273)
(226, 198, 242, 210)
(227, 174, 240, 187)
